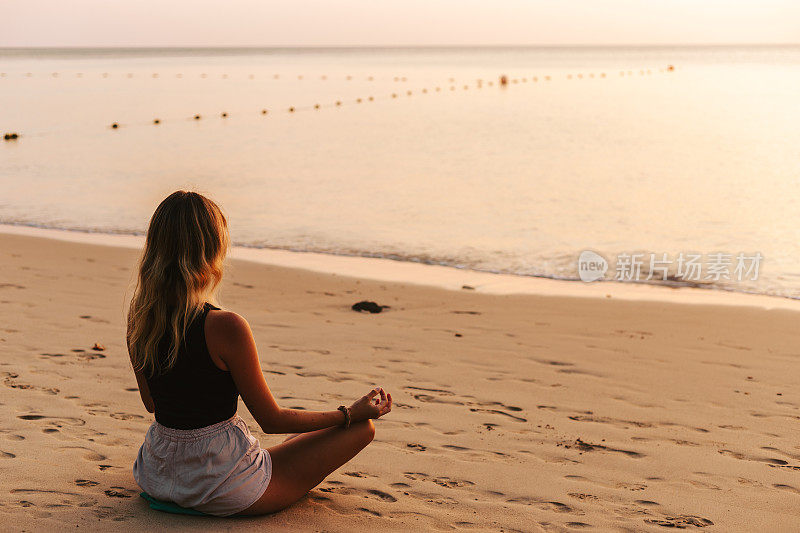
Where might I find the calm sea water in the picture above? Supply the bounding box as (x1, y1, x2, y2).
(2, 46, 799, 297)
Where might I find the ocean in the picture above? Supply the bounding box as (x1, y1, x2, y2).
(2, 46, 799, 298)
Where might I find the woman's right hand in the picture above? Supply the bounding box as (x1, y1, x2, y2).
(349, 387, 392, 422)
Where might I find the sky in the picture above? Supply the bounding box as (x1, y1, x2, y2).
(1, 0, 798, 47)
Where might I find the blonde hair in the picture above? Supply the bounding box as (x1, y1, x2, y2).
(127, 191, 229, 378)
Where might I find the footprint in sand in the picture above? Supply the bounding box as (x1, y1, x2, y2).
(645, 515, 714, 528)
(570, 438, 645, 459)
(318, 485, 397, 502)
(79, 315, 110, 324)
(75, 479, 99, 487)
(109, 412, 144, 421)
(105, 487, 137, 498)
(774, 484, 800, 494)
(59, 445, 107, 461)
(18, 414, 86, 426)
(403, 472, 475, 490)
(2, 372, 59, 395)
(469, 408, 527, 422)
(76, 352, 107, 361)
(718, 449, 788, 465)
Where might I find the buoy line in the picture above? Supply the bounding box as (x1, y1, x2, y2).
(2, 66, 676, 141)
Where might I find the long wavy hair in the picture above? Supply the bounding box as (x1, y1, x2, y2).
(127, 191, 229, 378)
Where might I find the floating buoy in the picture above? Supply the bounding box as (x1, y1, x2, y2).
(3, 133, 19, 141)
(111, 122, 119, 129)
(221, 112, 228, 118)
(194, 114, 201, 120)
(153, 119, 160, 125)
(499, 75, 508, 86)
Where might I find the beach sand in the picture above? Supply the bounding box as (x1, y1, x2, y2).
(1, 230, 800, 532)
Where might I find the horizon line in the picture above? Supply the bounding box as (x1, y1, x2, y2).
(1, 42, 799, 50)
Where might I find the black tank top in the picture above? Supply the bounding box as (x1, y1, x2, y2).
(145, 302, 239, 429)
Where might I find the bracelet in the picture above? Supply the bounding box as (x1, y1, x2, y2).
(337, 405, 351, 429)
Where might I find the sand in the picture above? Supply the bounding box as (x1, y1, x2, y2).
(1, 230, 800, 532)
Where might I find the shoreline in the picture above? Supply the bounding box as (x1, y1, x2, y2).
(3, 222, 799, 312)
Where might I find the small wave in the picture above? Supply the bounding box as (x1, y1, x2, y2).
(1, 219, 796, 301)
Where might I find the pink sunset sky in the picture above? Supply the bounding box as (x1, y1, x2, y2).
(1, 0, 798, 47)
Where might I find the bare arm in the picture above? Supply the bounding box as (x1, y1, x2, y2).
(129, 347, 155, 413)
(207, 310, 391, 434)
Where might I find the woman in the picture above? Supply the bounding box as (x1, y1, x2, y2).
(128, 191, 392, 517)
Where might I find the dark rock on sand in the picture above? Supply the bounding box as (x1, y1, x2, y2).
(351, 301, 390, 313)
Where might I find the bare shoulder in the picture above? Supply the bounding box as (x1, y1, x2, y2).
(206, 309, 251, 336)
(205, 309, 254, 357)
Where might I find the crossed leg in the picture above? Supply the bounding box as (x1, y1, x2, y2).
(231, 419, 375, 516)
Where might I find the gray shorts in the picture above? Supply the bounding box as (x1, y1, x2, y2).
(133, 413, 272, 517)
